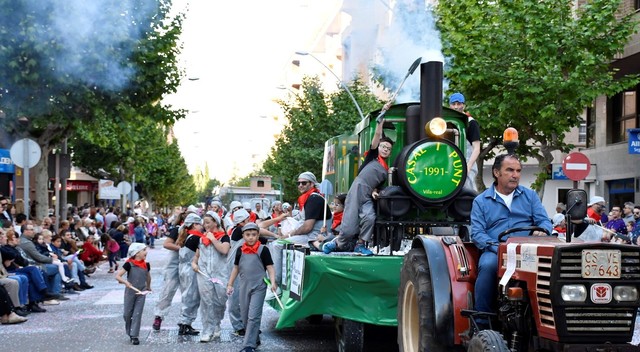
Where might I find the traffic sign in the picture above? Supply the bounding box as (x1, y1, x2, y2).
(562, 152, 591, 181)
(117, 181, 132, 195)
(9, 138, 41, 168)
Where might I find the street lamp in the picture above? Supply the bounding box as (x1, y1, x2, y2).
(294, 51, 365, 121)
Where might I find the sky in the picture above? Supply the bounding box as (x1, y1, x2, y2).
(164, 1, 343, 183)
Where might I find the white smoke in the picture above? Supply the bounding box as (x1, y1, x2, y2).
(343, 0, 445, 102)
(21, 0, 158, 91)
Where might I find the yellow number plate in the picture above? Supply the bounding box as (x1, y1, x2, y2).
(581, 249, 621, 279)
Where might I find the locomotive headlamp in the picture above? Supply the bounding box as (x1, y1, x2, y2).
(425, 117, 447, 137)
(503, 127, 519, 154)
(561, 285, 587, 302)
(613, 286, 638, 302)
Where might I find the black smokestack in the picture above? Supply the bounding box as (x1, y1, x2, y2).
(419, 61, 443, 140)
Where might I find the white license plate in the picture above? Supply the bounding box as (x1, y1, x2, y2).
(581, 250, 621, 278)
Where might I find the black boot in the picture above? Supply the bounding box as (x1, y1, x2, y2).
(28, 302, 47, 313)
(178, 324, 200, 336)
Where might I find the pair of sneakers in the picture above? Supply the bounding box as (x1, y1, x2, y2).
(323, 240, 373, 256)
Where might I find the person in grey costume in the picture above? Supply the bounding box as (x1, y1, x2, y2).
(227, 223, 277, 352)
(152, 211, 186, 330)
(325, 117, 392, 256)
(115, 243, 151, 345)
(175, 213, 203, 336)
(226, 208, 250, 336)
(191, 211, 230, 342)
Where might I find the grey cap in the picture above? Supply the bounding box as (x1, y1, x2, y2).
(298, 171, 318, 186)
(184, 213, 203, 227)
(205, 211, 221, 225)
(241, 222, 259, 233)
(233, 209, 250, 225)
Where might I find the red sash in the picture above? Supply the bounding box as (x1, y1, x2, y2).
(126, 258, 147, 270)
(188, 229, 210, 246)
(241, 241, 260, 254)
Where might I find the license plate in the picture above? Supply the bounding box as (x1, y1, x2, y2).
(581, 250, 621, 278)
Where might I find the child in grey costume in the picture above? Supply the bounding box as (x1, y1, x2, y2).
(226, 223, 277, 352)
(116, 243, 151, 345)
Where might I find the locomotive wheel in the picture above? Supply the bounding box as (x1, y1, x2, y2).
(334, 317, 364, 352)
(398, 248, 447, 352)
(468, 330, 509, 352)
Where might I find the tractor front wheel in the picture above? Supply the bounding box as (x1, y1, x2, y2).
(398, 248, 447, 352)
(468, 330, 509, 352)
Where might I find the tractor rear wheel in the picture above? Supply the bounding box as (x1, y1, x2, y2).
(468, 330, 509, 352)
(398, 248, 447, 352)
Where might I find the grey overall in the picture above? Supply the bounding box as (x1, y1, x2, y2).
(238, 245, 267, 349)
(153, 249, 179, 318)
(123, 263, 148, 338)
(178, 236, 199, 325)
(337, 159, 387, 248)
(196, 239, 229, 337)
(227, 238, 244, 331)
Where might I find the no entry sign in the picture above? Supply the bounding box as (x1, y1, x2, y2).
(562, 152, 591, 181)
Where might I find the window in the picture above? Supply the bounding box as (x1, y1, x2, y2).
(608, 89, 638, 144)
(257, 180, 265, 188)
(636, 0, 640, 11)
(607, 178, 635, 208)
(578, 122, 587, 144)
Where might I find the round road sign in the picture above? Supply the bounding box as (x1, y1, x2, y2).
(9, 138, 41, 168)
(117, 181, 132, 195)
(562, 152, 591, 181)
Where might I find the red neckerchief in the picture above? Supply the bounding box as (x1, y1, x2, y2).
(241, 241, 260, 254)
(377, 155, 389, 171)
(127, 258, 147, 270)
(553, 226, 566, 234)
(188, 229, 210, 246)
(298, 187, 320, 211)
(271, 212, 281, 226)
(587, 208, 601, 222)
(211, 230, 225, 241)
(363, 149, 389, 171)
(331, 211, 343, 230)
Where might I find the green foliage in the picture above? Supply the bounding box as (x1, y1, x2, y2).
(0, 0, 188, 214)
(437, 0, 639, 192)
(195, 177, 221, 203)
(260, 76, 382, 202)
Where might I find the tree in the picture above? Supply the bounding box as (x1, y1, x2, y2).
(437, 0, 639, 195)
(260, 76, 382, 202)
(70, 113, 197, 208)
(0, 0, 185, 218)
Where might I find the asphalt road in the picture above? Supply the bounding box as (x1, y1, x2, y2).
(0, 237, 397, 352)
(2, 237, 638, 352)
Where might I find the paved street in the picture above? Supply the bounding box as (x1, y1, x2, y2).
(0, 237, 349, 352)
(1, 237, 638, 351)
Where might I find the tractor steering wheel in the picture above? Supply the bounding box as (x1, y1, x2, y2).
(497, 226, 550, 242)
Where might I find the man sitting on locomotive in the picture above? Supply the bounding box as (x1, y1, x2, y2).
(324, 117, 392, 256)
(470, 154, 551, 328)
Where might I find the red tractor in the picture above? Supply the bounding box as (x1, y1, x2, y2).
(398, 189, 640, 351)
